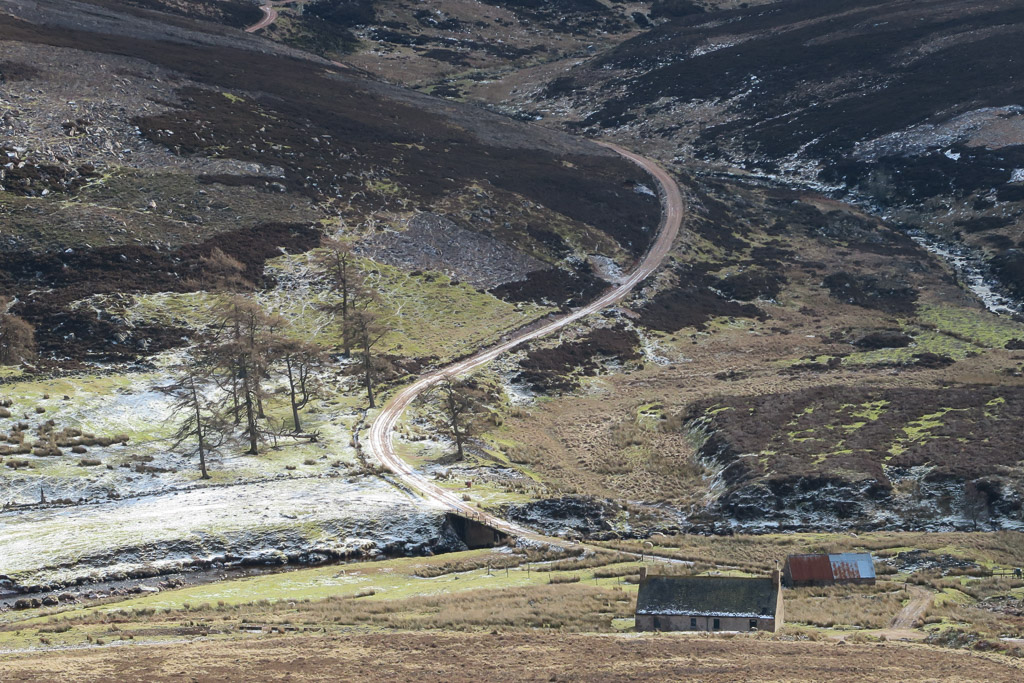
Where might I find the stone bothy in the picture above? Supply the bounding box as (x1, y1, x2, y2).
(635, 571, 783, 633)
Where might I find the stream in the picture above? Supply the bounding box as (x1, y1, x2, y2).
(910, 231, 1023, 317)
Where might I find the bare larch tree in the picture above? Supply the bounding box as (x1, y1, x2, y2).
(276, 338, 324, 432)
(315, 237, 362, 356)
(348, 306, 387, 409)
(212, 295, 282, 455)
(434, 377, 487, 460)
(160, 362, 224, 479)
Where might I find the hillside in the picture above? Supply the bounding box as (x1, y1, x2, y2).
(525, 0, 1024, 307)
(3, 1, 1024, 678)
(408, 0, 1024, 534)
(0, 0, 658, 591)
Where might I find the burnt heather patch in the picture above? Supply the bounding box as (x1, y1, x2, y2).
(822, 272, 919, 316)
(0, 7, 658, 257)
(637, 264, 767, 332)
(581, 0, 1024, 159)
(478, 0, 634, 36)
(683, 386, 1024, 529)
(102, 0, 265, 28)
(545, 0, 1024, 301)
(490, 263, 606, 309)
(134, 85, 658, 256)
(517, 326, 641, 392)
(0, 223, 320, 361)
(0, 0, 660, 369)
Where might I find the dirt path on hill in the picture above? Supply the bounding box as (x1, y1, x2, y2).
(246, 2, 288, 34)
(880, 586, 934, 640)
(366, 142, 685, 543)
(245, 1, 686, 548)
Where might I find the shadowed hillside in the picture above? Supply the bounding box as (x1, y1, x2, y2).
(532, 0, 1024, 306)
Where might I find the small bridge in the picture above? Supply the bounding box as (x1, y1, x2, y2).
(445, 513, 509, 549)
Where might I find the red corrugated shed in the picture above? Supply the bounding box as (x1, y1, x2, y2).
(785, 554, 834, 583)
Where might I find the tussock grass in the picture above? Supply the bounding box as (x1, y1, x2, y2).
(531, 551, 623, 573)
(915, 574, 1024, 605)
(28, 584, 636, 635)
(412, 547, 578, 578)
(786, 585, 905, 629)
(927, 602, 1024, 639)
(547, 574, 581, 584)
(600, 531, 1024, 573)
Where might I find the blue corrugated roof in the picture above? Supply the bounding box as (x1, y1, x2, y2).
(828, 553, 875, 579)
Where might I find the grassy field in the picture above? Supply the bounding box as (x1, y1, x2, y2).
(3, 532, 1022, 657)
(597, 531, 1024, 574)
(5, 630, 1023, 682)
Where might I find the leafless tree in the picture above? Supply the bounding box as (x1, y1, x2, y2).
(0, 297, 35, 366)
(348, 306, 387, 408)
(964, 479, 993, 531)
(432, 377, 487, 460)
(211, 296, 282, 455)
(276, 338, 324, 432)
(160, 363, 224, 479)
(315, 237, 362, 356)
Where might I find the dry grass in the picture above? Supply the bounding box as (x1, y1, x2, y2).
(927, 602, 1024, 639)
(600, 531, 1024, 573)
(25, 583, 635, 635)
(920, 575, 1024, 600)
(786, 584, 906, 629)
(411, 547, 580, 578)
(298, 583, 634, 631)
(4, 631, 1024, 682)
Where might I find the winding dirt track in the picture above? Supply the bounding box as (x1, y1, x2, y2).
(246, 1, 289, 34)
(244, 3, 686, 543)
(367, 142, 684, 541)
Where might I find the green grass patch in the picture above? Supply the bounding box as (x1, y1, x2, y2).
(916, 304, 1024, 349)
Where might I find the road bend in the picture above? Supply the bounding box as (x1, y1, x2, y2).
(366, 142, 685, 546)
(243, 0, 687, 550)
(246, 1, 290, 34)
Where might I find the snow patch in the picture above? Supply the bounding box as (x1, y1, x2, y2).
(911, 232, 1023, 316)
(1, 476, 444, 587)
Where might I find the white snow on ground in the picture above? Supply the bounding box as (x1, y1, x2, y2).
(911, 234, 1022, 316)
(853, 106, 1024, 159)
(589, 254, 627, 284)
(1, 476, 444, 586)
(1011, 168, 1024, 182)
(690, 40, 740, 58)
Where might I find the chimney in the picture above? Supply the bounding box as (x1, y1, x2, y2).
(771, 561, 781, 588)
(639, 566, 648, 581)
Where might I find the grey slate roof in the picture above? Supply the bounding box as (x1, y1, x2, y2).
(636, 576, 779, 618)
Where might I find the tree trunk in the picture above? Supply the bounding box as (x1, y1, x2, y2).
(362, 336, 375, 408)
(231, 370, 241, 425)
(453, 422, 465, 459)
(190, 377, 210, 479)
(286, 355, 301, 432)
(241, 364, 259, 455)
(341, 284, 350, 357)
